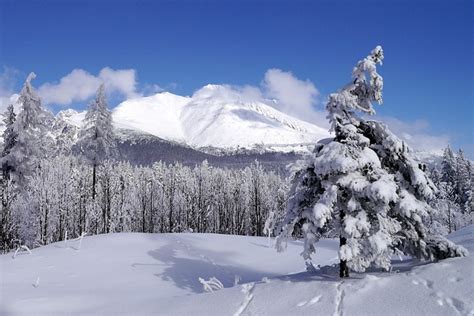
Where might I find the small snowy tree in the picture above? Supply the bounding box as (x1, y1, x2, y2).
(77, 84, 116, 199)
(276, 46, 467, 278)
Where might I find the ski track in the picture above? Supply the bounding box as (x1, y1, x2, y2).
(411, 273, 469, 315)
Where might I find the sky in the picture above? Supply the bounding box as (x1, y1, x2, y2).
(0, 0, 472, 156)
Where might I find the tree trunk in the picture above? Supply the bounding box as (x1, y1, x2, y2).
(339, 209, 350, 278)
(448, 207, 452, 234)
(92, 163, 97, 200)
(339, 236, 349, 278)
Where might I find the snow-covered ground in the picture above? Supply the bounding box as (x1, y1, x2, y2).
(1, 226, 472, 315)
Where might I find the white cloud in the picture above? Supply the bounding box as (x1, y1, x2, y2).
(377, 116, 450, 153)
(0, 67, 21, 112)
(37, 67, 140, 106)
(262, 69, 328, 127)
(98, 67, 139, 99)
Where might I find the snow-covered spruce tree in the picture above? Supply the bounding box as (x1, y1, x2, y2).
(1, 104, 18, 180)
(77, 84, 116, 201)
(276, 46, 467, 278)
(441, 146, 457, 186)
(0, 104, 19, 250)
(455, 149, 473, 216)
(4, 73, 51, 185)
(0, 178, 17, 252)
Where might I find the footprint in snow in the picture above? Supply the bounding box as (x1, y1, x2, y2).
(297, 295, 322, 307)
(308, 295, 322, 305)
(297, 300, 308, 307)
(448, 276, 462, 283)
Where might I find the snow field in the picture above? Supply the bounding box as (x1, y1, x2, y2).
(1, 226, 473, 316)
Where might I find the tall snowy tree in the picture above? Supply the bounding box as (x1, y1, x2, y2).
(456, 149, 472, 215)
(276, 46, 466, 278)
(4, 73, 51, 184)
(441, 146, 457, 186)
(77, 84, 116, 200)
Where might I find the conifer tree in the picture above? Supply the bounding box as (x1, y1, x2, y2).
(276, 47, 466, 278)
(442, 146, 457, 190)
(77, 84, 116, 200)
(456, 149, 472, 215)
(6, 73, 50, 185)
(1, 104, 18, 180)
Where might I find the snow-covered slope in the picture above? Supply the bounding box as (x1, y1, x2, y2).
(178, 85, 329, 149)
(113, 92, 190, 144)
(1, 226, 472, 315)
(61, 85, 330, 152)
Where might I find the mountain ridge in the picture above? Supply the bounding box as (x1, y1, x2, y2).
(60, 85, 330, 152)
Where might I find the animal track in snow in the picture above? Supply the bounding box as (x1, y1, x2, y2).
(412, 276, 468, 315)
(334, 282, 345, 316)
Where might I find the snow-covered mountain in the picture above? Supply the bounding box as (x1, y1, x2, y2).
(60, 85, 330, 152)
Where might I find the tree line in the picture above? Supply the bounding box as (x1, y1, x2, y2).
(1, 156, 286, 251)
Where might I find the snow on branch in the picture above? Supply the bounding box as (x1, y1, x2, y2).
(12, 245, 32, 259)
(198, 276, 224, 293)
(68, 232, 87, 250)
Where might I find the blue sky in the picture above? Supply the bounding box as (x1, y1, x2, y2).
(0, 0, 472, 156)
